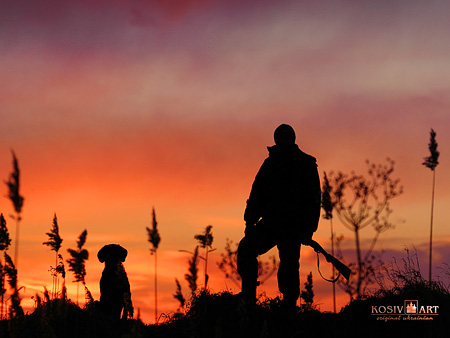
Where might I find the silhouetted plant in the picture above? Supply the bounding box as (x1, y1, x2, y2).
(0, 260, 3, 320)
(173, 278, 186, 313)
(43, 214, 63, 299)
(3, 252, 23, 318)
(327, 159, 403, 299)
(422, 128, 439, 282)
(321, 171, 336, 312)
(194, 225, 214, 288)
(66, 229, 89, 304)
(31, 292, 42, 309)
(379, 248, 423, 290)
(0, 214, 11, 320)
(60, 279, 67, 301)
(375, 247, 449, 302)
(423, 129, 440, 171)
(300, 272, 315, 310)
(146, 207, 161, 323)
(217, 239, 240, 286)
(147, 208, 161, 254)
(5, 151, 24, 270)
(0, 214, 11, 253)
(185, 246, 199, 293)
(85, 285, 94, 305)
(44, 286, 51, 302)
(52, 254, 66, 300)
(217, 238, 278, 287)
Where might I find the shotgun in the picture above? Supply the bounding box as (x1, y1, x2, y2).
(304, 239, 351, 281)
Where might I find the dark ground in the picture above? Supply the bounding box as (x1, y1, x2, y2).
(1, 286, 449, 338)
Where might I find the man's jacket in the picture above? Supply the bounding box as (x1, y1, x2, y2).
(244, 144, 321, 237)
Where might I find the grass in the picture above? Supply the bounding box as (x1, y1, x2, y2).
(1, 249, 449, 338)
(1, 282, 449, 338)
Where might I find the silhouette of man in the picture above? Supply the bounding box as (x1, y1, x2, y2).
(237, 124, 321, 310)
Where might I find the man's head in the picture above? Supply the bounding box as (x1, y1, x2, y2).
(274, 124, 296, 145)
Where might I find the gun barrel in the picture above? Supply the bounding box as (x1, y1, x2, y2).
(305, 239, 351, 281)
(329, 256, 351, 281)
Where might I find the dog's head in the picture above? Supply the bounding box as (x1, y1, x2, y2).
(98, 244, 128, 264)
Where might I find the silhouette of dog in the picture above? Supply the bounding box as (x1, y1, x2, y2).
(97, 244, 133, 319)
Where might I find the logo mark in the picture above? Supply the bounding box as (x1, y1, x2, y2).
(405, 300, 418, 314)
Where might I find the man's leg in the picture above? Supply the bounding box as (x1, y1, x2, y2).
(277, 237, 301, 310)
(237, 220, 276, 307)
(236, 236, 259, 307)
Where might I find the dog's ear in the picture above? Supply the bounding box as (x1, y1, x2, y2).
(98, 245, 108, 263)
(98, 247, 105, 262)
(98, 244, 128, 263)
(118, 245, 127, 262)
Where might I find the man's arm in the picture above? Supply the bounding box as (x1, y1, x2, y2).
(310, 161, 321, 232)
(301, 157, 321, 237)
(244, 159, 270, 228)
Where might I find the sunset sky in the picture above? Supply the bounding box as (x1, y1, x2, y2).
(0, 0, 449, 324)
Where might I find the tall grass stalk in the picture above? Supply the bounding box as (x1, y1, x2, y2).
(55, 254, 66, 299)
(173, 278, 186, 313)
(0, 214, 11, 320)
(322, 172, 336, 312)
(5, 151, 24, 271)
(194, 225, 214, 288)
(43, 214, 63, 299)
(428, 170, 436, 281)
(3, 252, 23, 318)
(422, 128, 439, 282)
(66, 229, 88, 305)
(185, 246, 199, 293)
(146, 207, 161, 323)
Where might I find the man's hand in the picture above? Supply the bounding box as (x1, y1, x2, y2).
(299, 232, 313, 245)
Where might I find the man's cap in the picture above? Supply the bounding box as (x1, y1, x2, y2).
(274, 124, 296, 145)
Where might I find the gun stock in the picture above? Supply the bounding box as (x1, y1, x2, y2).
(305, 239, 351, 281)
